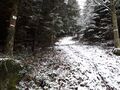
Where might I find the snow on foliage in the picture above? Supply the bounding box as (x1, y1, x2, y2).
(79, 0, 113, 42)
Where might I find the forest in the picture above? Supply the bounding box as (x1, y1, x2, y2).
(1, 0, 120, 90)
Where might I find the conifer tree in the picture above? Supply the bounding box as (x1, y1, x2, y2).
(5, 0, 19, 56)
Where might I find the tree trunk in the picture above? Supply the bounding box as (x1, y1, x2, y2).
(5, 3, 18, 56)
(110, 0, 120, 48)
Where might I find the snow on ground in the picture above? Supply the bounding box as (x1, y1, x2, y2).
(55, 37, 76, 45)
(19, 36, 120, 90)
(56, 36, 120, 90)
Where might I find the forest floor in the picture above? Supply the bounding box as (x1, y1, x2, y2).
(18, 36, 120, 90)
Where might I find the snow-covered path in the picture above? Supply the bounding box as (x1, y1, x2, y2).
(19, 36, 120, 90)
(55, 37, 120, 90)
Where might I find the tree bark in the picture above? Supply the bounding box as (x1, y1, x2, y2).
(5, 3, 18, 56)
(110, 0, 120, 48)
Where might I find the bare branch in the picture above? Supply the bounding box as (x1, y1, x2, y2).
(93, 0, 111, 11)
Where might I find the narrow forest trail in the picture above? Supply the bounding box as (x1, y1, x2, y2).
(55, 37, 120, 90)
(19, 36, 120, 90)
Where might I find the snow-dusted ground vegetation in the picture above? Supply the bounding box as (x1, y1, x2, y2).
(18, 37, 120, 90)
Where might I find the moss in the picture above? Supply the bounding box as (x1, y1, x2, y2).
(0, 60, 22, 90)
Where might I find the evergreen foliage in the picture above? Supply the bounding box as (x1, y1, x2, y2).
(80, 0, 113, 43)
(0, 0, 80, 53)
